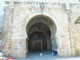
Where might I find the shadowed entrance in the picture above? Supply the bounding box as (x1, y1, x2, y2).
(28, 23, 51, 51)
(26, 15, 57, 56)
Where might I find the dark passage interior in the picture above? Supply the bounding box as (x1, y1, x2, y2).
(28, 22, 51, 51)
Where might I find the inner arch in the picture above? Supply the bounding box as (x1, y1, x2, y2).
(28, 22, 51, 40)
(26, 15, 57, 51)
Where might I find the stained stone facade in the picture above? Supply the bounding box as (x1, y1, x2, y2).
(1, 0, 80, 58)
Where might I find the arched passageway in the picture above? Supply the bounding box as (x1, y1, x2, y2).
(28, 22, 51, 51)
(26, 15, 57, 52)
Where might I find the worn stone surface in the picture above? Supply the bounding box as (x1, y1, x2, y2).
(1, 1, 80, 59)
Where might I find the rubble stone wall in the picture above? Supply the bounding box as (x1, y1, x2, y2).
(1, 1, 80, 58)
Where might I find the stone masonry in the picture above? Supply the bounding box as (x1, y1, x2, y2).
(1, 0, 80, 58)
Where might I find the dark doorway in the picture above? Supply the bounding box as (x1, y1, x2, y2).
(28, 40, 47, 51)
(28, 22, 51, 51)
(28, 32, 47, 51)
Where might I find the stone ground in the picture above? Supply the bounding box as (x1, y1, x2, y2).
(13, 51, 80, 60)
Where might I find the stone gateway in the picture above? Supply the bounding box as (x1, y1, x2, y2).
(1, 0, 80, 58)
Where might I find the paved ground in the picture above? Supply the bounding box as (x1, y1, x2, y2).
(13, 51, 80, 60)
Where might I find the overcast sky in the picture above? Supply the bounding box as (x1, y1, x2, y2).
(0, 0, 5, 15)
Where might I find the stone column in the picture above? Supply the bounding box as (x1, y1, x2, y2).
(41, 40, 43, 51)
(51, 37, 57, 50)
(1, 1, 14, 57)
(47, 40, 51, 51)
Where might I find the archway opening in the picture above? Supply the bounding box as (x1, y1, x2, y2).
(26, 15, 57, 56)
(28, 22, 51, 51)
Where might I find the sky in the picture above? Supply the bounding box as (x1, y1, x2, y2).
(0, 0, 5, 32)
(0, 0, 5, 15)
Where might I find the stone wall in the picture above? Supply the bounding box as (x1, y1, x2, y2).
(70, 24, 80, 56)
(69, 4, 80, 56)
(2, 1, 80, 58)
(0, 32, 1, 51)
